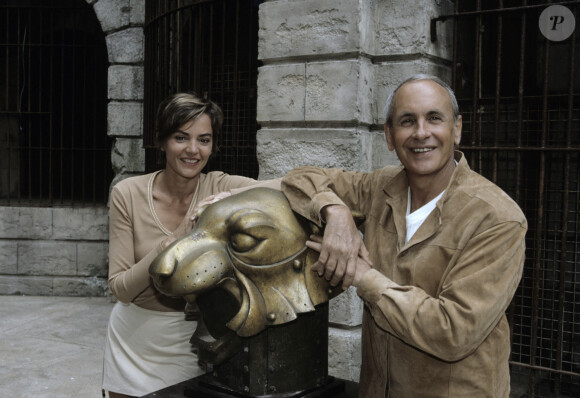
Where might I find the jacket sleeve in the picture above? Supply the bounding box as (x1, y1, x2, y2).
(107, 186, 164, 303)
(357, 220, 527, 361)
(281, 166, 372, 227)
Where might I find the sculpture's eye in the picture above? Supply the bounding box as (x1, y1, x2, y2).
(230, 233, 259, 252)
(228, 211, 275, 253)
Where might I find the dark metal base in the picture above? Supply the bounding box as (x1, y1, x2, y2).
(141, 375, 359, 398)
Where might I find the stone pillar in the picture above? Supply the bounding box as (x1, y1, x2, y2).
(256, 0, 454, 382)
(91, 0, 146, 187)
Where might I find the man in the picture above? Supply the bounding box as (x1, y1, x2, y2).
(281, 74, 527, 397)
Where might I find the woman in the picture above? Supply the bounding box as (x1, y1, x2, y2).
(102, 93, 279, 398)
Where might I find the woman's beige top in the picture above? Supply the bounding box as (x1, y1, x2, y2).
(108, 171, 280, 312)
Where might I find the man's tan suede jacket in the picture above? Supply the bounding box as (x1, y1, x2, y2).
(281, 151, 527, 398)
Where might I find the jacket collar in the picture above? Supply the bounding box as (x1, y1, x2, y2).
(382, 151, 470, 251)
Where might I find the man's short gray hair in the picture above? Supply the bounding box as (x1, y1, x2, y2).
(383, 74, 460, 127)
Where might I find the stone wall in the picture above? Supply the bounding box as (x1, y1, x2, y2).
(255, 0, 454, 381)
(0, 207, 109, 295)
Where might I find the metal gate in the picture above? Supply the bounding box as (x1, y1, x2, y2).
(433, 1, 580, 396)
(143, 0, 261, 178)
(0, 0, 111, 206)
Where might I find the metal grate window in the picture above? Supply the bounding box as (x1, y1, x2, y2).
(144, 0, 261, 178)
(433, 1, 580, 396)
(0, 0, 112, 206)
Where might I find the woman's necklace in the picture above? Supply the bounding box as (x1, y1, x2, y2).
(148, 170, 200, 236)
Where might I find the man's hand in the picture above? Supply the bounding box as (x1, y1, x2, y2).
(308, 204, 371, 289)
(307, 234, 372, 289)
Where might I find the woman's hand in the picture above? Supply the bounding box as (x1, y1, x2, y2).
(192, 191, 232, 220)
(161, 192, 232, 250)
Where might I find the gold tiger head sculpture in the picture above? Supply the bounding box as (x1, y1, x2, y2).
(149, 188, 360, 339)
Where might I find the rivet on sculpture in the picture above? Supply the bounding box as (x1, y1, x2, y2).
(149, 188, 362, 397)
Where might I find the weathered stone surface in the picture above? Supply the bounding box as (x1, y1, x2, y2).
(52, 207, 108, 240)
(53, 277, 108, 297)
(328, 327, 362, 382)
(258, 60, 374, 125)
(106, 28, 144, 63)
(257, 64, 306, 122)
(111, 138, 146, 174)
(108, 101, 143, 137)
(305, 60, 373, 123)
(257, 129, 373, 179)
(374, 0, 454, 58)
(0, 275, 54, 295)
(18, 242, 77, 276)
(108, 65, 144, 100)
(0, 207, 52, 239)
(259, 0, 363, 60)
(93, 0, 132, 33)
(78, 242, 109, 277)
(129, 0, 146, 25)
(329, 287, 363, 327)
(0, 241, 17, 274)
(371, 130, 400, 170)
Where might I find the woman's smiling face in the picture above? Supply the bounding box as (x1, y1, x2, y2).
(161, 113, 213, 180)
(385, 79, 462, 184)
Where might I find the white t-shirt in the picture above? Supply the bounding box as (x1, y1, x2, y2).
(405, 187, 445, 244)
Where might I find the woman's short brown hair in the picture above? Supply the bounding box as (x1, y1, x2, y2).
(155, 92, 224, 154)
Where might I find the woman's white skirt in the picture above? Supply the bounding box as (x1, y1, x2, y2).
(102, 301, 204, 396)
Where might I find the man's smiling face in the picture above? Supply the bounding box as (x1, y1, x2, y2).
(385, 79, 462, 184)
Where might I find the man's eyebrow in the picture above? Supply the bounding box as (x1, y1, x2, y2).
(396, 111, 415, 119)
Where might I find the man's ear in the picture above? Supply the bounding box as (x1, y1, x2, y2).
(384, 123, 395, 151)
(454, 115, 462, 146)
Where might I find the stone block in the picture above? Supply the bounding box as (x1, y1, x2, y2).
(111, 138, 146, 174)
(371, 130, 400, 170)
(129, 0, 146, 25)
(257, 64, 306, 122)
(108, 65, 144, 100)
(259, 0, 363, 60)
(0, 275, 53, 295)
(328, 327, 362, 382)
(374, 0, 454, 58)
(78, 242, 109, 277)
(257, 128, 373, 179)
(0, 207, 52, 239)
(52, 207, 109, 240)
(0, 241, 18, 274)
(305, 60, 373, 123)
(329, 287, 363, 327)
(93, 0, 132, 33)
(53, 277, 108, 297)
(106, 28, 144, 63)
(18, 241, 77, 276)
(108, 101, 143, 137)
